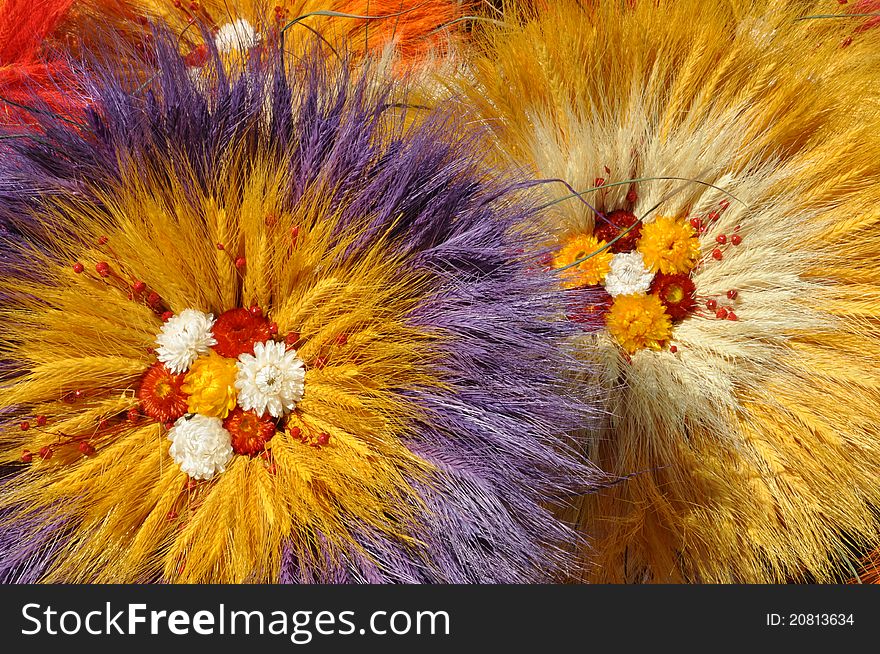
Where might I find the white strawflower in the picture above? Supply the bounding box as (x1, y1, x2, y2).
(155, 309, 217, 374)
(167, 414, 233, 480)
(214, 19, 259, 54)
(603, 252, 655, 297)
(235, 341, 306, 418)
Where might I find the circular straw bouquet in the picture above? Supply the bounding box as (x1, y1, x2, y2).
(0, 28, 604, 583)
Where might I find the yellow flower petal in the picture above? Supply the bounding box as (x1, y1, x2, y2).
(637, 216, 701, 275)
(182, 351, 239, 419)
(606, 294, 672, 354)
(553, 232, 613, 288)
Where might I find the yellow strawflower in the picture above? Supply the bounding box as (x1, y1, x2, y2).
(606, 294, 672, 354)
(182, 351, 239, 419)
(553, 233, 613, 288)
(637, 216, 701, 275)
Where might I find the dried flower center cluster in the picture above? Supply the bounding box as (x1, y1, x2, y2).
(138, 306, 306, 479)
(554, 202, 744, 354)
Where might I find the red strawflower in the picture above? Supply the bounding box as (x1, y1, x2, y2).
(650, 273, 697, 321)
(212, 308, 271, 358)
(566, 285, 613, 330)
(224, 408, 276, 456)
(593, 209, 642, 253)
(137, 363, 189, 423)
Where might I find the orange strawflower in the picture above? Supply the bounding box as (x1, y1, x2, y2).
(637, 216, 701, 275)
(606, 294, 672, 353)
(137, 362, 189, 424)
(553, 233, 613, 288)
(223, 407, 276, 456)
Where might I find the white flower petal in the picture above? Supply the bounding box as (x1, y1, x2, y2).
(167, 414, 233, 480)
(604, 252, 655, 297)
(155, 309, 217, 373)
(214, 19, 259, 54)
(235, 341, 306, 418)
